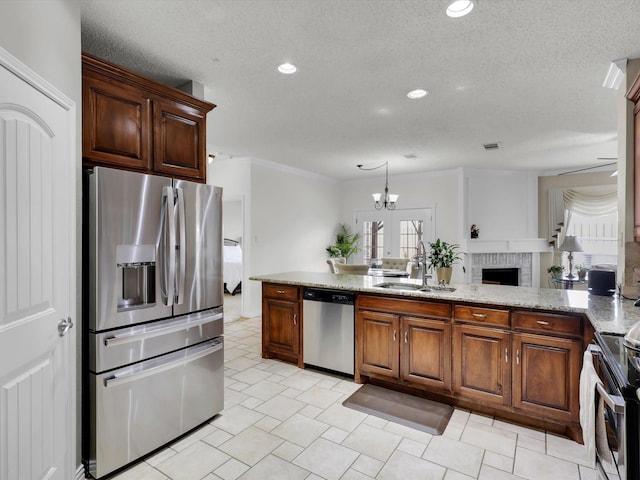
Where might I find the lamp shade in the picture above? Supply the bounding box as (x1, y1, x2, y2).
(559, 235, 583, 252)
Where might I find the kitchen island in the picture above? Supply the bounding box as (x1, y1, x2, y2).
(251, 271, 639, 442)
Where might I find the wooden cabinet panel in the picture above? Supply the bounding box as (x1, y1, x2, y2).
(153, 99, 206, 181)
(453, 324, 511, 406)
(454, 305, 510, 328)
(401, 316, 451, 390)
(513, 311, 581, 338)
(513, 333, 581, 421)
(357, 309, 400, 379)
(82, 75, 151, 170)
(82, 52, 215, 182)
(262, 283, 300, 364)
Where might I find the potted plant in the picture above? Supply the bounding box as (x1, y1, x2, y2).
(326, 223, 360, 263)
(428, 239, 465, 285)
(576, 264, 590, 280)
(547, 264, 564, 279)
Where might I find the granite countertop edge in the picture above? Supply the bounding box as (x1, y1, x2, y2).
(250, 271, 640, 336)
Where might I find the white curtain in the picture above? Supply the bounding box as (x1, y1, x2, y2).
(548, 188, 565, 243)
(563, 186, 617, 217)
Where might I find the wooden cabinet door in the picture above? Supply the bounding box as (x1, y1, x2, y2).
(512, 333, 581, 422)
(356, 309, 400, 379)
(82, 75, 152, 170)
(401, 316, 451, 391)
(263, 298, 300, 357)
(453, 324, 511, 406)
(153, 98, 207, 181)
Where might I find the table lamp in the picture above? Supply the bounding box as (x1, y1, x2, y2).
(558, 235, 583, 279)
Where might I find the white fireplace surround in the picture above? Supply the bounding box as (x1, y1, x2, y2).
(463, 239, 551, 288)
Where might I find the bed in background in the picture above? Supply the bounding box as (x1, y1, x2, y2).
(223, 238, 242, 295)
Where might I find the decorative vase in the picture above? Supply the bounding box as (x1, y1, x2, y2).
(436, 267, 453, 285)
(578, 271, 587, 280)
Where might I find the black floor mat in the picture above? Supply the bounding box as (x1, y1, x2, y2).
(342, 384, 453, 435)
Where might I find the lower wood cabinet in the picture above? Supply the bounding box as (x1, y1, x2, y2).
(452, 323, 511, 407)
(512, 332, 581, 422)
(262, 284, 301, 365)
(356, 296, 452, 392)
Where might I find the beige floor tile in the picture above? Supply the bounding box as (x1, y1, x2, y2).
(342, 423, 402, 462)
(461, 420, 517, 457)
(295, 384, 344, 409)
(238, 454, 309, 480)
(470, 412, 494, 425)
(231, 367, 272, 384)
(253, 415, 281, 432)
(279, 372, 322, 391)
(227, 380, 250, 391)
(448, 409, 471, 428)
(272, 441, 305, 462)
(298, 404, 323, 418)
(293, 437, 359, 480)
(442, 424, 464, 441)
(517, 433, 546, 453)
(218, 426, 283, 466)
(546, 432, 592, 467)
(240, 397, 263, 409)
(241, 379, 287, 401)
(483, 450, 513, 472)
(316, 402, 367, 432)
(214, 458, 250, 480)
(203, 429, 234, 448)
(281, 387, 304, 398)
(110, 461, 169, 480)
(363, 415, 388, 428)
(478, 464, 522, 480)
(170, 424, 217, 452)
(271, 413, 330, 447)
(255, 394, 306, 421)
(333, 380, 363, 395)
(144, 447, 177, 467)
(492, 418, 545, 441)
(377, 450, 447, 480)
(423, 435, 484, 477)
(513, 446, 580, 480)
(383, 421, 434, 444)
(397, 437, 427, 457)
(223, 388, 249, 408)
(351, 454, 384, 477)
(225, 356, 260, 372)
(155, 441, 229, 480)
(444, 469, 475, 480)
(340, 469, 375, 480)
(211, 405, 265, 435)
(322, 426, 350, 443)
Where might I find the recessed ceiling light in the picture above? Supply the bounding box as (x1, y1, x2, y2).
(277, 63, 297, 74)
(407, 89, 428, 99)
(446, 0, 475, 18)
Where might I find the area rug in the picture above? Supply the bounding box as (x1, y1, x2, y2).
(342, 384, 453, 435)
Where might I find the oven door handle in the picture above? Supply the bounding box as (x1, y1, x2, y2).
(587, 344, 626, 414)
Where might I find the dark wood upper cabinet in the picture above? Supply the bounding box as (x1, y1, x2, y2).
(626, 73, 640, 240)
(82, 52, 215, 182)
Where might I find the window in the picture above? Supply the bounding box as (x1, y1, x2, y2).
(564, 211, 617, 268)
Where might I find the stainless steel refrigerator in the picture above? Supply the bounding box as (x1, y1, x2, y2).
(83, 166, 224, 479)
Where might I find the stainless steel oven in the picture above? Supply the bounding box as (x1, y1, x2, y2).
(592, 333, 640, 480)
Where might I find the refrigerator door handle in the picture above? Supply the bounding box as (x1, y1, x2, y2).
(103, 339, 223, 388)
(162, 186, 176, 306)
(103, 312, 224, 347)
(175, 187, 186, 305)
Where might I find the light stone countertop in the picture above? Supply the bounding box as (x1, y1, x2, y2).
(250, 271, 640, 336)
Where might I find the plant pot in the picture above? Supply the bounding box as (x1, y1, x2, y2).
(578, 271, 587, 280)
(435, 267, 453, 285)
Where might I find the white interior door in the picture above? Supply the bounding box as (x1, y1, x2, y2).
(0, 48, 75, 479)
(355, 208, 433, 263)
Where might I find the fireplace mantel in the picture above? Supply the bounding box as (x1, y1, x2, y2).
(462, 238, 552, 254)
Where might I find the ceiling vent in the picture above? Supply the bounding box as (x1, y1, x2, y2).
(403, 153, 421, 159)
(483, 142, 502, 151)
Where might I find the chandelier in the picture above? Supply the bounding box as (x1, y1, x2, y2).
(357, 161, 399, 210)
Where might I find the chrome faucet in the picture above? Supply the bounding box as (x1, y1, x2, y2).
(416, 241, 430, 287)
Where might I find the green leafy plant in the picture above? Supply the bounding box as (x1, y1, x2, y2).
(547, 264, 564, 277)
(428, 239, 466, 272)
(326, 223, 360, 263)
(576, 264, 590, 273)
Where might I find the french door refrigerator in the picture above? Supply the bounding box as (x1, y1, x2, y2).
(83, 166, 224, 479)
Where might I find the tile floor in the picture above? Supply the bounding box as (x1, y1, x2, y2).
(108, 315, 597, 480)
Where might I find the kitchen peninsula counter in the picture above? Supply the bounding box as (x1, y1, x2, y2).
(250, 271, 637, 336)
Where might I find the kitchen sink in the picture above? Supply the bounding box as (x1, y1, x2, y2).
(374, 282, 456, 293)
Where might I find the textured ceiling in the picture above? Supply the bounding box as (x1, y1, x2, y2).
(80, 0, 640, 180)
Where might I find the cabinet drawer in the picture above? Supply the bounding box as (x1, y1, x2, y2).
(454, 305, 510, 327)
(263, 284, 299, 300)
(513, 311, 582, 337)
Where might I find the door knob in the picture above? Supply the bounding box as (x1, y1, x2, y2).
(58, 317, 74, 337)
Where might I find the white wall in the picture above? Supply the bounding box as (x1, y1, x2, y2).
(464, 169, 538, 239)
(0, 0, 82, 470)
(223, 200, 243, 243)
(210, 157, 341, 316)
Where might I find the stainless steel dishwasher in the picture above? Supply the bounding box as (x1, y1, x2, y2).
(303, 288, 355, 376)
